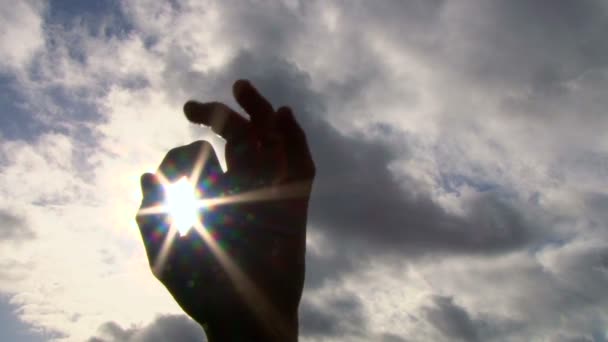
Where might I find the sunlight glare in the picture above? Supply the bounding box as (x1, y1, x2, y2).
(164, 177, 199, 236)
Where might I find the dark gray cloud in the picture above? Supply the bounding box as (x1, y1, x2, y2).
(423, 296, 480, 342)
(88, 315, 206, 342)
(422, 295, 526, 342)
(304, 241, 356, 290)
(163, 50, 557, 270)
(338, 0, 608, 97)
(0, 209, 35, 242)
(443, 1, 608, 91)
(550, 335, 594, 342)
(381, 333, 409, 342)
(299, 292, 367, 339)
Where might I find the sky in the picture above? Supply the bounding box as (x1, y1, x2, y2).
(1, 0, 608, 341)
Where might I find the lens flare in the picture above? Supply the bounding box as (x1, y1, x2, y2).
(164, 177, 199, 235)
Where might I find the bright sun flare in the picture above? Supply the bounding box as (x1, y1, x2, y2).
(164, 177, 199, 236)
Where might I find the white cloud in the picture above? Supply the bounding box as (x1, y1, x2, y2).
(87, 314, 206, 342)
(0, 0, 45, 73)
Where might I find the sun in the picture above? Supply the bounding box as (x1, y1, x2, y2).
(164, 177, 200, 235)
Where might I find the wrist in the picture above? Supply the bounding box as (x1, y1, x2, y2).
(198, 313, 298, 342)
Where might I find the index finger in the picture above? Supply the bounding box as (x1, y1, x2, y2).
(233, 79, 275, 132)
(276, 106, 315, 180)
(184, 101, 249, 141)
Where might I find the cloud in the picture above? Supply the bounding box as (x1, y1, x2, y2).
(0, 210, 35, 242)
(381, 334, 409, 342)
(299, 292, 367, 339)
(165, 50, 558, 285)
(423, 296, 480, 342)
(421, 295, 528, 342)
(410, 244, 608, 340)
(550, 335, 594, 342)
(439, 1, 608, 90)
(87, 315, 206, 342)
(0, 0, 45, 73)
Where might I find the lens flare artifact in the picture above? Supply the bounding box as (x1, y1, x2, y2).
(164, 177, 199, 235)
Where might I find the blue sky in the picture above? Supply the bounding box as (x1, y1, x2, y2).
(1, 1, 608, 341)
(0, 296, 48, 342)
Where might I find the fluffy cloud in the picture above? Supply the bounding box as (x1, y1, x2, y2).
(1, 1, 608, 341)
(0, 210, 34, 242)
(423, 296, 480, 342)
(87, 315, 206, 342)
(299, 293, 367, 339)
(0, 1, 45, 72)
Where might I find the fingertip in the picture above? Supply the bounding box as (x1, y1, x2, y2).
(140, 173, 158, 192)
(183, 100, 201, 122)
(276, 106, 294, 120)
(183, 100, 195, 113)
(277, 105, 292, 113)
(232, 79, 250, 99)
(276, 106, 300, 133)
(275, 106, 315, 176)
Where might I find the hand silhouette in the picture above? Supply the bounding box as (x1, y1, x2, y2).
(136, 80, 315, 341)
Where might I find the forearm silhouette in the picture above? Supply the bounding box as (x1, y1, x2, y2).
(136, 80, 315, 341)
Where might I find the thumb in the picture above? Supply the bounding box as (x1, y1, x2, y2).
(137, 173, 169, 273)
(140, 173, 164, 205)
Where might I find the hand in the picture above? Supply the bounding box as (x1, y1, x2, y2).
(136, 80, 315, 341)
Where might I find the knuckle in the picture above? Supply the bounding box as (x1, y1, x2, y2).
(309, 163, 317, 178)
(151, 267, 163, 280)
(188, 140, 213, 149)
